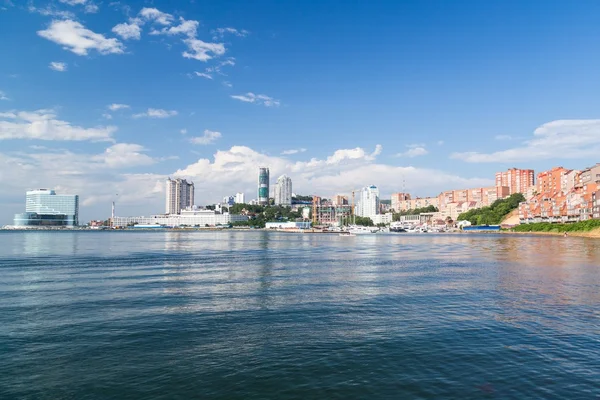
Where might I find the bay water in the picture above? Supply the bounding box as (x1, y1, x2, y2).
(0, 231, 599, 399)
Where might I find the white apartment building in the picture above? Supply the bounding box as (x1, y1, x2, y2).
(355, 185, 380, 217)
(274, 175, 293, 206)
(166, 178, 194, 215)
(235, 192, 245, 204)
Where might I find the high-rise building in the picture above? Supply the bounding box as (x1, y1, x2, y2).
(355, 185, 380, 217)
(495, 168, 535, 195)
(258, 167, 270, 205)
(166, 178, 194, 215)
(235, 192, 245, 204)
(14, 189, 79, 226)
(222, 196, 235, 206)
(274, 175, 292, 206)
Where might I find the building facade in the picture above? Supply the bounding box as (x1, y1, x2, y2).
(274, 174, 292, 206)
(112, 210, 248, 228)
(258, 167, 270, 205)
(391, 193, 411, 212)
(166, 178, 194, 215)
(235, 192, 245, 204)
(355, 185, 380, 217)
(14, 189, 79, 227)
(495, 168, 535, 195)
(333, 195, 349, 205)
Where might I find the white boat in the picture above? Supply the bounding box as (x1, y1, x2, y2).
(347, 225, 377, 235)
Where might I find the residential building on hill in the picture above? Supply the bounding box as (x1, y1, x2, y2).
(495, 168, 535, 195)
(274, 175, 292, 206)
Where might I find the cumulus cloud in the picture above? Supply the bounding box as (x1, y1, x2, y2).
(183, 38, 226, 62)
(49, 61, 67, 72)
(38, 20, 124, 56)
(451, 119, 600, 163)
(396, 145, 428, 158)
(281, 148, 307, 155)
(92, 143, 156, 168)
(189, 130, 222, 145)
(151, 17, 198, 38)
(0, 91, 8, 101)
(112, 22, 142, 40)
(108, 103, 130, 111)
(139, 7, 174, 25)
(132, 108, 178, 118)
(0, 109, 115, 141)
(84, 3, 99, 13)
(231, 92, 280, 107)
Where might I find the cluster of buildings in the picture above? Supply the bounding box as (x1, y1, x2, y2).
(10, 163, 600, 229)
(518, 164, 600, 223)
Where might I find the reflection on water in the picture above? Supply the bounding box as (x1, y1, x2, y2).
(0, 231, 599, 399)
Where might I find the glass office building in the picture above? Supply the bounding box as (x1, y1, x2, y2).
(14, 189, 79, 227)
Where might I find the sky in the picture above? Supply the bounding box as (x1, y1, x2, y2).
(2, 0, 600, 224)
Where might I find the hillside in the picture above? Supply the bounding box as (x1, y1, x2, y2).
(458, 193, 525, 225)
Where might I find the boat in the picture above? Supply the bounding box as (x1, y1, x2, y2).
(339, 232, 356, 237)
(347, 225, 377, 235)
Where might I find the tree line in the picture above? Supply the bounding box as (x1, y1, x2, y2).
(457, 193, 525, 226)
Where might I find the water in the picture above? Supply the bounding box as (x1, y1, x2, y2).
(1, 231, 599, 399)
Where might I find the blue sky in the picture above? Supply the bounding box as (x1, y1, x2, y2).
(2, 0, 600, 224)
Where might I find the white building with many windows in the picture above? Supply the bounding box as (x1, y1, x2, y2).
(166, 178, 194, 215)
(235, 192, 245, 204)
(112, 209, 248, 228)
(355, 185, 380, 218)
(274, 175, 292, 206)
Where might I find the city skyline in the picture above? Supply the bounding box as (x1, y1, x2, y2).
(3, 1, 600, 224)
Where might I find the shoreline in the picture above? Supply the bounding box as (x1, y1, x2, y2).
(498, 229, 600, 238)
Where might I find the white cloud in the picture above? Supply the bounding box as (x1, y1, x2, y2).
(151, 17, 198, 38)
(189, 130, 222, 145)
(102, 113, 113, 120)
(28, 5, 75, 18)
(132, 108, 178, 118)
(222, 81, 233, 88)
(451, 119, 600, 163)
(49, 61, 67, 72)
(172, 145, 492, 205)
(112, 22, 142, 40)
(180, 129, 187, 135)
(396, 145, 428, 158)
(108, 103, 130, 111)
(211, 27, 249, 39)
(231, 92, 280, 107)
(92, 143, 156, 168)
(58, 0, 87, 4)
(0, 90, 8, 100)
(84, 3, 99, 13)
(0, 109, 115, 141)
(194, 71, 213, 79)
(281, 148, 307, 155)
(139, 7, 174, 25)
(38, 20, 124, 56)
(183, 38, 226, 62)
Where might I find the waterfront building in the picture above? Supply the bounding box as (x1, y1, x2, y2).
(112, 209, 248, 228)
(258, 167, 270, 205)
(394, 196, 439, 212)
(355, 186, 380, 217)
(579, 163, 600, 187)
(302, 207, 311, 220)
(371, 213, 393, 225)
(274, 175, 292, 206)
(166, 178, 194, 215)
(536, 167, 569, 194)
(314, 203, 353, 226)
(13, 189, 79, 227)
(235, 192, 245, 204)
(223, 196, 235, 206)
(495, 168, 535, 195)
